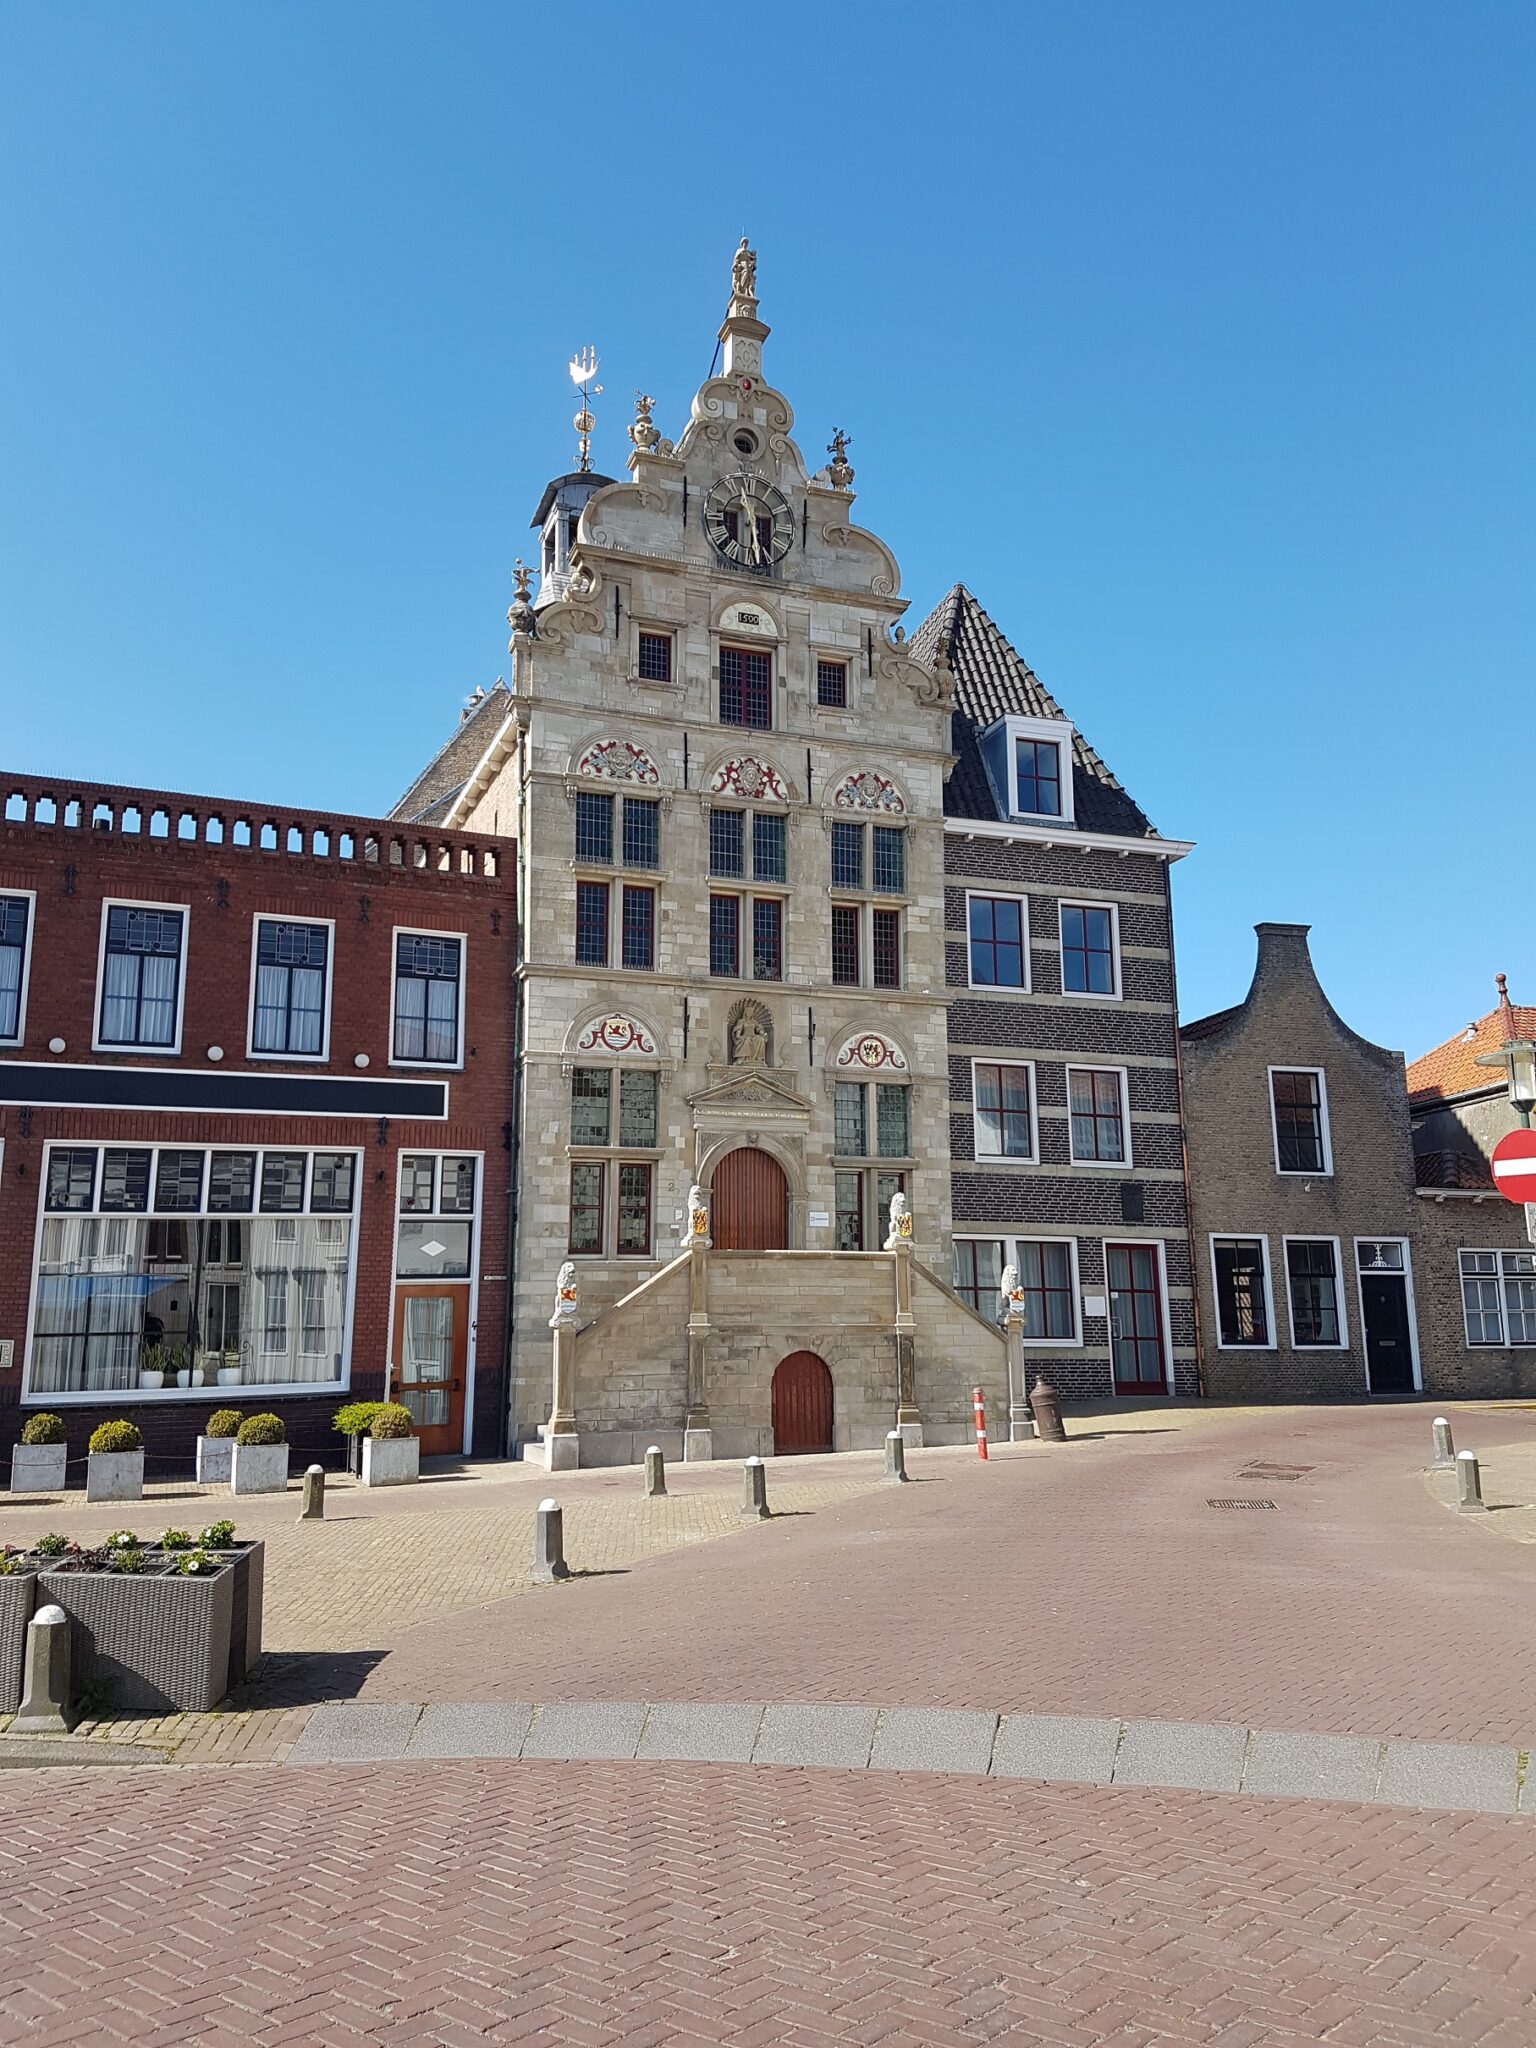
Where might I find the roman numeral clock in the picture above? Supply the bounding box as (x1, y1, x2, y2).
(703, 471, 794, 573)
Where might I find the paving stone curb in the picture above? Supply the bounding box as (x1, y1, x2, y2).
(283, 1699, 1536, 1817)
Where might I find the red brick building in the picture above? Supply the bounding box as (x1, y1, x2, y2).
(0, 772, 515, 1474)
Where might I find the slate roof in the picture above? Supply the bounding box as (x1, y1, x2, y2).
(1406, 978, 1536, 1108)
(389, 684, 513, 824)
(909, 584, 1158, 836)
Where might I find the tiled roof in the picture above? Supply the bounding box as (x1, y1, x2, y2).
(909, 584, 1157, 836)
(1405, 977, 1536, 1107)
(1413, 1148, 1497, 1192)
(389, 685, 513, 824)
(1179, 1004, 1243, 1044)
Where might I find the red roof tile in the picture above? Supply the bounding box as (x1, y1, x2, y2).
(1406, 975, 1536, 1107)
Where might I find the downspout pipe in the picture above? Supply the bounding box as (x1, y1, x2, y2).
(1164, 860, 1206, 1399)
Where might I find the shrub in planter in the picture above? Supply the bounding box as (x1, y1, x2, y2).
(159, 1528, 194, 1552)
(361, 1403, 420, 1488)
(334, 1401, 383, 1475)
(32, 1532, 69, 1557)
(138, 1341, 169, 1392)
(86, 1419, 145, 1504)
(196, 1409, 244, 1486)
(106, 1530, 141, 1551)
(230, 1414, 289, 1497)
(11, 1412, 68, 1495)
(201, 1520, 237, 1549)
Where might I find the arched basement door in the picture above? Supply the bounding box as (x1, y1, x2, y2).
(772, 1351, 834, 1455)
(712, 1146, 789, 1250)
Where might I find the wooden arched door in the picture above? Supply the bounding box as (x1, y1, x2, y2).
(772, 1351, 834, 1454)
(712, 1146, 789, 1250)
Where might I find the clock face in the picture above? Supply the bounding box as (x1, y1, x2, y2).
(703, 471, 794, 572)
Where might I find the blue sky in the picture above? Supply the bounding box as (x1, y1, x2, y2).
(2, 1, 1531, 1057)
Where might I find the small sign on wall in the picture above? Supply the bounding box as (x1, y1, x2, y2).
(0, 1339, 14, 1371)
(807, 1210, 831, 1228)
(1082, 1295, 1107, 1319)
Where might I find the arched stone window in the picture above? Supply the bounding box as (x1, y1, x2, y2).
(562, 1011, 664, 1262)
(829, 1032, 912, 1251)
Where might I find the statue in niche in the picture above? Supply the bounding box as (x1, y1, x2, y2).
(728, 997, 771, 1067)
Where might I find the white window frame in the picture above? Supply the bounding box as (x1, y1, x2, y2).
(1268, 1065, 1333, 1177)
(0, 887, 37, 1047)
(93, 897, 190, 1056)
(964, 888, 1031, 993)
(952, 1233, 1084, 1347)
(389, 925, 467, 1071)
(1065, 1064, 1133, 1169)
(981, 713, 1077, 825)
(1456, 1247, 1536, 1350)
(1057, 898, 1121, 1001)
(1207, 1232, 1276, 1351)
(246, 914, 335, 1064)
(1282, 1233, 1349, 1349)
(969, 1058, 1039, 1165)
(1352, 1236, 1423, 1391)
(21, 1139, 363, 1406)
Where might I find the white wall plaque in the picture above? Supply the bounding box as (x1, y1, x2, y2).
(807, 1210, 831, 1228)
(1082, 1294, 1107, 1318)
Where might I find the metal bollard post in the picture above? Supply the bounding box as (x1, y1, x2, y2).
(1030, 1378, 1068, 1444)
(299, 1464, 326, 1520)
(13, 1603, 76, 1735)
(972, 1386, 989, 1460)
(1455, 1450, 1486, 1514)
(644, 1445, 667, 1498)
(742, 1456, 771, 1520)
(532, 1497, 571, 1581)
(884, 1428, 910, 1483)
(1431, 1417, 1455, 1470)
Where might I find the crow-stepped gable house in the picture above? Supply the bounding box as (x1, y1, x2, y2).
(392, 245, 1196, 1464)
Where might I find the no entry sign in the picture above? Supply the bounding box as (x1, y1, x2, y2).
(1490, 1128, 1536, 1206)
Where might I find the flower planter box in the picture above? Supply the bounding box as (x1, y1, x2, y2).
(0, 1568, 39, 1712)
(10, 1443, 67, 1494)
(85, 1449, 145, 1503)
(195, 1437, 235, 1486)
(40, 1552, 256, 1713)
(361, 1435, 420, 1487)
(229, 1442, 289, 1496)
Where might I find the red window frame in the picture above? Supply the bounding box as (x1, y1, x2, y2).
(568, 1161, 605, 1254)
(831, 904, 860, 986)
(1068, 1067, 1126, 1162)
(872, 908, 901, 989)
(1060, 903, 1116, 995)
(620, 886, 655, 971)
(719, 644, 772, 729)
(751, 898, 782, 982)
(575, 880, 610, 967)
(616, 1162, 652, 1256)
(709, 895, 740, 977)
(974, 1063, 1033, 1158)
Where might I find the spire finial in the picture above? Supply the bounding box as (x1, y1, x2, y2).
(568, 347, 602, 472)
(628, 391, 660, 454)
(1497, 971, 1510, 999)
(826, 428, 854, 490)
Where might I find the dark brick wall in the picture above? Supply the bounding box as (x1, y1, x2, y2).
(0, 780, 516, 1470)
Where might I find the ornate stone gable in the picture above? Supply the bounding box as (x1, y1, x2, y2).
(834, 1031, 909, 1073)
(576, 740, 661, 784)
(711, 756, 789, 803)
(831, 770, 905, 814)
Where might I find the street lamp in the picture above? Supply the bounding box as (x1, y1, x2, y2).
(1474, 1033, 1536, 1127)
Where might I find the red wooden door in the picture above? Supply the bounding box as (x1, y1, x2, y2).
(772, 1351, 833, 1454)
(392, 1286, 468, 1454)
(712, 1147, 788, 1250)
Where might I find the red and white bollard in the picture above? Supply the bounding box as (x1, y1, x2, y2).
(972, 1385, 989, 1460)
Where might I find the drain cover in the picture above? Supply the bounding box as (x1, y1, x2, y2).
(1207, 1498, 1276, 1510)
(1238, 1463, 1313, 1481)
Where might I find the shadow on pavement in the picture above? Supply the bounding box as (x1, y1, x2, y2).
(232, 1649, 388, 1708)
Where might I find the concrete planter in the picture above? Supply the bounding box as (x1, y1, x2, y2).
(10, 1443, 67, 1494)
(40, 1548, 261, 1713)
(229, 1442, 289, 1496)
(195, 1436, 235, 1485)
(85, 1449, 145, 1503)
(361, 1435, 420, 1487)
(0, 1568, 39, 1712)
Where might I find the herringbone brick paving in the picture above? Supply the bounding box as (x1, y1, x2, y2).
(345, 1406, 1536, 1746)
(1, 1757, 1534, 2045)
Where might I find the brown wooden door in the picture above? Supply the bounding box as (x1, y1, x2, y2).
(712, 1147, 789, 1250)
(772, 1351, 833, 1454)
(392, 1285, 468, 1455)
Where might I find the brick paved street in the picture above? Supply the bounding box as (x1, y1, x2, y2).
(5, 1403, 1536, 2042)
(3, 1758, 1535, 2046)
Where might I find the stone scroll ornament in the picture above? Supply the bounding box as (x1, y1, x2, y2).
(577, 740, 661, 785)
(835, 1032, 908, 1073)
(549, 1261, 580, 1328)
(830, 770, 905, 814)
(712, 757, 788, 803)
(575, 1015, 657, 1057)
(682, 1183, 712, 1251)
(884, 1191, 913, 1249)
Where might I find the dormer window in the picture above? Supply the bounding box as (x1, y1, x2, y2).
(979, 714, 1076, 825)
